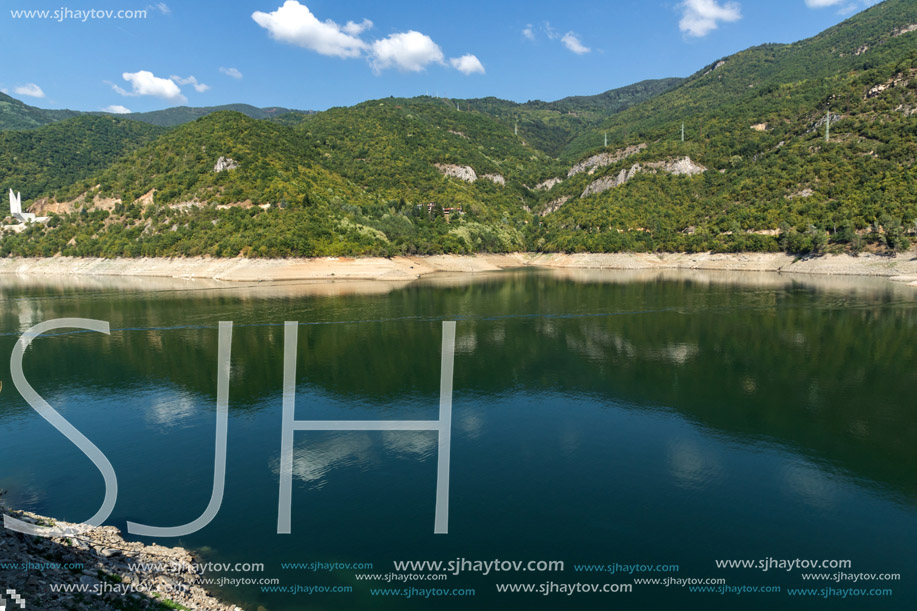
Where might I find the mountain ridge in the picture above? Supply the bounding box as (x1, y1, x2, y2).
(1, 0, 915, 259)
(0, 79, 680, 146)
(0, 94, 311, 130)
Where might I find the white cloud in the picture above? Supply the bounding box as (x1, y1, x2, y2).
(343, 18, 373, 36)
(13, 83, 45, 98)
(146, 2, 172, 15)
(171, 75, 210, 92)
(219, 66, 243, 79)
(526, 23, 591, 55)
(113, 71, 187, 103)
(103, 105, 132, 114)
(804, 0, 880, 12)
(251, 0, 367, 58)
(544, 21, 560, 40)
(561, 32, 590, 54)
(679, 0, 742, 37)
(253, 2, 480, 76)
(450, 54, 485, 75)
(371, 31, 444, 73)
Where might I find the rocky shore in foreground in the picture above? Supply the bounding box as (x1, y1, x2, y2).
(0, 503, 241, 611)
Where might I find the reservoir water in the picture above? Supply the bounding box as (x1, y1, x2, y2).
(0, 268, 914, 609)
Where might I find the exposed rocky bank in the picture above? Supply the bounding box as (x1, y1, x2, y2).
(2, 252, 917, 286)
(0, 502, 241, 611)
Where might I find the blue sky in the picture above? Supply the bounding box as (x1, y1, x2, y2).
(1, 0, 883, 113)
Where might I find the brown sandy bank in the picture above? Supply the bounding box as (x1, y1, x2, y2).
(1, 252, 917, 286)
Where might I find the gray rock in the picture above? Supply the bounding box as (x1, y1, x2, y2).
(214, 156, 240, 172)
(568, 143, 647, 177)
(581, 157, 706, 198)
(434, 163, 477, 183)
(535, 177, 563, 190)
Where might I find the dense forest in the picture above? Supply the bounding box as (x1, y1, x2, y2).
(1, 0, 916, 259)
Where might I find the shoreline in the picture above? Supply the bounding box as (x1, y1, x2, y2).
(1, 252, 917, 286)
(0, 504, 241, 611)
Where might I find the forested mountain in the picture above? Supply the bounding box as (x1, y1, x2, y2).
(0, 92, 81, 130)
(0, 116, 166, 196)
(122, 104, 307, 127)
(1, 0, 915, 259)
(294, 97, 560, 211)
(533, 0, 917, 253)
(0, 94, 307, 131)
(562, 0, 917, 160)
(458, 78, 684, 157)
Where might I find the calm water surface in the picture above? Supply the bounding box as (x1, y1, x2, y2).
(0, 269, 914, 610)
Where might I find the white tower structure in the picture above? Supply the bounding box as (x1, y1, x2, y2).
(9, 189, 37, 223)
